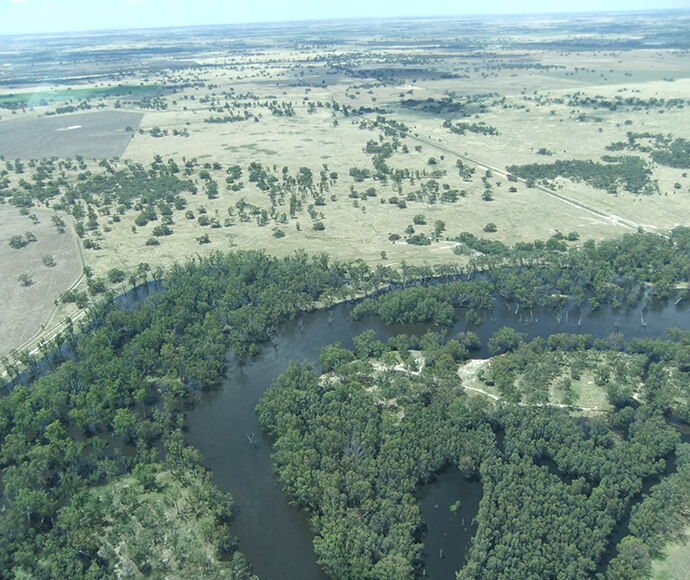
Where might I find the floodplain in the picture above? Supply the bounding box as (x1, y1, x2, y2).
(1, 10, 690, 579)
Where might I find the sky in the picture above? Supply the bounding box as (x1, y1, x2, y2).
(1, 0, 688, 35)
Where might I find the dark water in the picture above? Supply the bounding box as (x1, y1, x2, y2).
(3, 280, 685, 578)
(417, 470, 482, 579)
(184, 296, 690, 579)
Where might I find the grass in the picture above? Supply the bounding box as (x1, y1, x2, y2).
(457, 352, 642, 412)
(651, 524, 690, 580)
(0, 205, 83, 358)
(2, 15, 690, 364)
(565, 368, 613, 411)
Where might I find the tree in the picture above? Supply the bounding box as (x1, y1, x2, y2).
(9, 235, 27, 249)
(433, 220, 446, 238)
(107, 268, 126, 284)
(320, 343, 356, 372)
(51, 215, 66, 233)
(352, 329, 386, 359)
(137, 262, 150, 283)
(488, 327, 525, 355)
(607, 536, 651, 579)
(17, 273, 33, 286)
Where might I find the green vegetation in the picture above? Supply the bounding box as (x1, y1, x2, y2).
(0, 250, 357, 576)
(41, 465, 256, 578)
(566, 92, 686, 112)
(608, 133, 690, 169)
(400, 94, 493, 117)
(8, 231, 37, 249)
(443, 120, 499, 136)
(257, 329, 690, 578)
(0, 84, 160, 109)
(352, 279, 494, 325)
(256, 350, 481, 579)
(17, 272, 33, 286)
(507, 156, 656, 194)
(651, 138, 690, 169)
(373, 227, 690, 313)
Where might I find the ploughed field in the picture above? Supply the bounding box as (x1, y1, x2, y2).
(0, 111, 143, 159)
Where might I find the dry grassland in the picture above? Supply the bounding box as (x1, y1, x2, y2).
(0, 205, 83, 356)
(1, 17, 689, 359)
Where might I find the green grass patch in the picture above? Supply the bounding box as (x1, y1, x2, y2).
(652, 525, 690, 580)
(0, 84, 159, 107)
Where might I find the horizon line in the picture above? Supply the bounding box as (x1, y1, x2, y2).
(1, 7, 688, 38)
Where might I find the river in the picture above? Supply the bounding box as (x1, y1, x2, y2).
(184, 295, 689, 579)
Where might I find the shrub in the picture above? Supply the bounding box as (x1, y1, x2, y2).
(9, 235, 27, 249)
(107, 268, 126, 283)
(17, 273, 33, 286)
(406, 233, 431, 246)
(152, 224, 173, 236)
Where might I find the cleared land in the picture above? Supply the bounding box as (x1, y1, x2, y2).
(0, 205, 82, 357)
(0, 111, 142, 158)
(0, 12, 689, 359)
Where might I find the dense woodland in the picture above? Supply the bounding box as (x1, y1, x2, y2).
(0, 226, 689, 577)
(0, 250, 350, 577)
(507, 156, 656, 195)
(353, 226, 690, 321)
(258, 330, 690, 579)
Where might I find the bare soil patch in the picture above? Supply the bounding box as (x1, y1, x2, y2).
(0, 111, 142, 159)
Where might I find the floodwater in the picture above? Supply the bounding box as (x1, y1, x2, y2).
(184, 295, 689, 579)
(417, 470, 482, 579)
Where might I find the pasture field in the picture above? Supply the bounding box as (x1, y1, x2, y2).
(0, 84, 159, 106)
(0, 11, 689, 356)
(0, 205, 82, 357)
